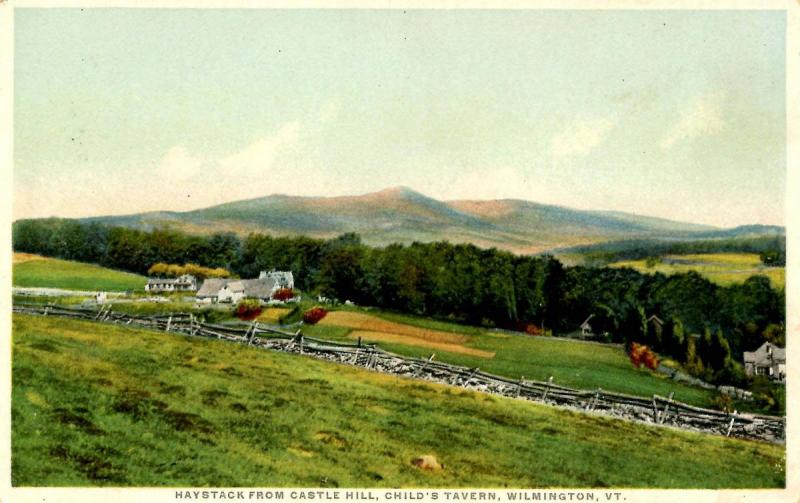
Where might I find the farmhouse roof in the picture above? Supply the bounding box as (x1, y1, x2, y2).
(743, 342, 786, 365)
(242, 277, 277, 298)
(197, 278, 226, 297)
(647, 314, 664, 326)
(226, 281, 246, 293)
(147, 275, 196, 285)
(580, 314, 594, 328)
(196, 277, 278, 299)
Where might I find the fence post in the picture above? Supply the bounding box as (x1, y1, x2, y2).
(299, 334, 304, 355)
(516, 376, 525, 398)
(415, 353, 435, 377)
(660, 392, 674, 424)
(726, 410, 737, 437)
(247, 322, 258, 346)
(43, 306, 49, 317)
(463, 368, 479, 388)
(542, 376, 553, 400)
(358, 336, 362, 348)
(166, 315, 172, 332)
(652, 395, 659, 423)
(589, 388, 601, 411)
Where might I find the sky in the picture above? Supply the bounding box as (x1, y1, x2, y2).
(13, 8, 786, 228)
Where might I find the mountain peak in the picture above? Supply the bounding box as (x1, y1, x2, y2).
(370, 186, 423, 198)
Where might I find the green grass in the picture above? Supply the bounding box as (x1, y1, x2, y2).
(12, 314, 785, 488)
(13, 256, 146, 292)
(304, 310, 717, 407)
(15, 291, 718, 407)
(609, 253, 785, 289)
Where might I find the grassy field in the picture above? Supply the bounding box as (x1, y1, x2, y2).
(609, 253, 784, 288)
(256, 307, 292, 324)
(12, 314, 784, 488)
(12, 288, 717, 407)
(307, 310, 716, 407)
(12, 253, 146, 292)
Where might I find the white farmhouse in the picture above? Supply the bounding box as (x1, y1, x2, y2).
(145, 274, 198, 293)
(196, 271, 293, 303)
(743, 342, 786, 382)
(259, 270, 294, 290)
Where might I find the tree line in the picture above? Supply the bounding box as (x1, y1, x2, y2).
(13, 219, 785, 388)
(564, 235, 785, 266)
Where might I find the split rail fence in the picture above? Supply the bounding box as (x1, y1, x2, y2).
(13, 302, 785, 443)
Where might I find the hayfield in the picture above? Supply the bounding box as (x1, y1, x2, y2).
(12, 253, 146, 292)
(347, 330, 494, 358)
(13, 252, 46, 264)
(320, 311, 469, 343)
(610, 253, 785, 288)
(256, 307, 291, 324)
(12, 314, 785, 488)
(320, 311, 494, 357)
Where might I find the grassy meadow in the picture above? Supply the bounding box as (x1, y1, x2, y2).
(307, 309, 716, 407)
(12, 314, 784, 488)
(13, 253, 146, 292)
(608, 253, 784, 288)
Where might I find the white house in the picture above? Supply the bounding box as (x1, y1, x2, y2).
(579, 314, 595, 338)
(145, 274, 198, 293)
(259, 270, 294, 290)
(196, 271, 293, 303)
(744, 342, 786, 382)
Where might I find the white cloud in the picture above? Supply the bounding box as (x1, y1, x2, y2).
(659, 92, 726, 150)
(551, 118, 616, 160)
(158, 146, 208, 183)
(219, 121, 301, 177)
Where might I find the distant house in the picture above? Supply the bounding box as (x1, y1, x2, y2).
(565, 314, 597, 339)
(647, 314, 664, 329)
(579, 314, 595, 338)
(259, 270, 294, 290)
(196, 271, 292, 303)
(743, 342, 785, 382)
(145, 274, 198, 293)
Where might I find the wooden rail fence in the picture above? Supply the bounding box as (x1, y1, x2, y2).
(12, 302, 785, 443)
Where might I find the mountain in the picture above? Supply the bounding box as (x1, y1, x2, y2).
(81, 186, 772, 254)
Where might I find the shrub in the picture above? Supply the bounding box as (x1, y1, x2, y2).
(272, 288, 295, 301)
(303, 307, 328, 325)
(629, 342, 659, 371)
(147, 262, 230, 280)
(514, 322, 542, 335)
(235, 299, 262, 321)
(710, 392, 734, 413)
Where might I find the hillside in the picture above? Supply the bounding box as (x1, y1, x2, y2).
(79, 187, 736, 254)
(12, 253, 146, 292)
(12, 314, 784, 487)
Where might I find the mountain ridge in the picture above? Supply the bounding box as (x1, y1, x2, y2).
(74, 187, 782, 254)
